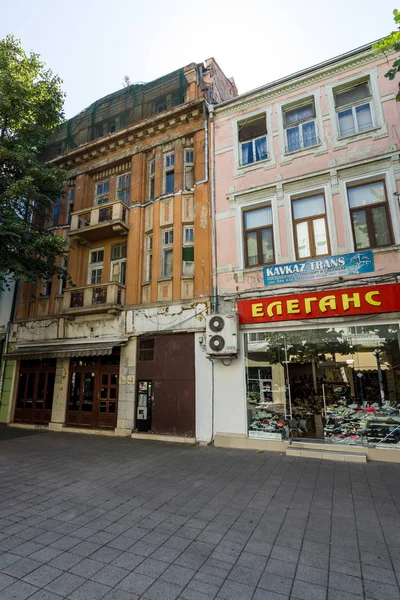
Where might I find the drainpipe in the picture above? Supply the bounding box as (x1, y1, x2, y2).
(208, 103, 218, 314)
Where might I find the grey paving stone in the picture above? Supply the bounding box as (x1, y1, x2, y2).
(129, 540, 158, 557)
(291, 579, 327, 600)
(29, 590, 67, 600)
(107, 535, 135, 551)
(270, 545, 300, 563)
(180, 589, 214, 600)
(296, 564, 329, 587)
(23, 564, 63, 587)
(253, 590, 289, 600)
(111, 551, 145, 571)
(45, 571, 86, 596)
(228, 564, 262, 586)
(218, 579, 255, 600)
(90, 546, 123, 564)
(0, 572, 15, 591)
(118, 572, 156, 595)
(329, 558, 361, 577)
(143, 579, 184, 600)
(187, 579, 220, 597)
(193, 569, 226, 588)
(70, 540, 102, 557)
(29, 546, 64, 563)
(2, 556, 42, 578)
(258, 572, 293, 595)
(69, 579, 111, 600)
(0, 552, 21, 569)
(0, 580, 39, 600)
(161, 565, 196, 586)
(175, 552, 207, 570)
(245, 541, 272, 557)
(362, 563, 398, 586)
(103, 590, 139, 600)
(363, 579, 400, 600)
(327, 590, 364, 600)
(265, 558, 297, 579)
(91, 564, 131, 587)
(329, 572, 363, 596)
(69, 557, 104, 578)
(47, 551, 82, 571)
(12, 540, 45, 557)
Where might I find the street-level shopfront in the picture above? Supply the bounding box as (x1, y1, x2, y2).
(238, 283, 400, 452)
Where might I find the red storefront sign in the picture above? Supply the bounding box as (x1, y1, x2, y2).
(238, 283, 400, 324)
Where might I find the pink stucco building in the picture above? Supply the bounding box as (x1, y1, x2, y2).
(212, 42, 400, 461)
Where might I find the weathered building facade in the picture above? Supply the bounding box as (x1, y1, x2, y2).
(2, 61, 237, 441)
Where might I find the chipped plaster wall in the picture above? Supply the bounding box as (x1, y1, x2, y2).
(130, 302, 208, 335)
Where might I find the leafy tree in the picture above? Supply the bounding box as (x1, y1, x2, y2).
(373, 9, 400, 100)
(0, 34, 68, 289)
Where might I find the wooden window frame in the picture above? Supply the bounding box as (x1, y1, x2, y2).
(291, 193, 330, 260)
(116, 174, 130, 204)
(347, 179, 394, 251)
(242, 205, 274, 268)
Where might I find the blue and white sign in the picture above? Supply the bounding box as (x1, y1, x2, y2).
(263, 251, 374, 286)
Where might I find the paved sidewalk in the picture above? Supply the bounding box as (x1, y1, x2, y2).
(0, 433, 400, 599)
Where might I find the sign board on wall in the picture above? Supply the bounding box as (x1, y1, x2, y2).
(263, 251, 374, 286)
(238, 283, 400, 324)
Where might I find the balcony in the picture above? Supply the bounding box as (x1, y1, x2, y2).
(62, 282, 126, 315)
(68, 201, 129, 244)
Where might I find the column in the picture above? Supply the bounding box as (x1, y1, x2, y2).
(116, 338, 137, 435)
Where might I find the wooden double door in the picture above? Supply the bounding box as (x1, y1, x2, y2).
(15, 359, 56, 425)
(66, 354, 119, 429)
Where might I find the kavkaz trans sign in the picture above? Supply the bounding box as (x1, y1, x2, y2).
(238, 284, 400, 324)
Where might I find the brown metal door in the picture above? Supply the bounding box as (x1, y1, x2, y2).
(15, 360, 55, 425)
(97, 371, 118, 428)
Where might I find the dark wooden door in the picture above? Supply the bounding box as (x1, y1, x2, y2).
(66, 354, 119, 429)
(15, 360, 56, 425)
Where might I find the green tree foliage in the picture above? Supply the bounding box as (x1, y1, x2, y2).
(0, 34, 68, 288)
(373, 9, 400, 100)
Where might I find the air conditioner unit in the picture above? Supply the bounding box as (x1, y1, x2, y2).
(206, 314, 238, 356)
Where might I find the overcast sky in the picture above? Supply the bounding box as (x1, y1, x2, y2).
(2, 0, 397, 118)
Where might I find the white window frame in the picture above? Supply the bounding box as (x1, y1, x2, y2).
(161, 228, 174, 278)
(116, 174, 130, 204)
(164, 153, 175, 195)
(277, 89, 326, 162)
(232, 107, 275, 176)
(110, 243, 127, 285)
(334, 81, 374, 138)
(88, 248, 104, 285)
(149, 159, 155, 201)
(326, 68, 387, 149)
(184, 148, 194, 190)
(283, 100, 318, 153)
(238, 116, 268, 167)
(145, 234, 153, 282)
(182, 226, 194, 276)
(95, 181, 110, 205)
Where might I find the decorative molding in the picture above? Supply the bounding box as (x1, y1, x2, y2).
(93, 162, 131, 181)
(215, 145, 233, 155)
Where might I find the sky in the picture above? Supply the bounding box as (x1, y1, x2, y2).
(1, 0, 398, 119)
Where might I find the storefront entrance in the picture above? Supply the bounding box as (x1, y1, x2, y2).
(66, 352, 119, 429)
(15, 359, 56, 425)
(245, 324, 400, 447)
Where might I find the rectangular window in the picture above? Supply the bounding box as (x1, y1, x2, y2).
(164, 153, 175, 194)
(334, 82, 374, 138)
(89, 249, 104, 284)
(67, 188, 75, 224)
(238, 115, 268, 166)
(116, 174, 130, 204)
(184, 148, 194, 190)
(40, 279, 52, 297)
(149, 159, 155, 201)
(347, 180, 393, 250)
(292, 194, 329, 259)
(145, 234, 153, 281)
(243, 206, 274, 267)
(162, 228, 173, 278)
(58, 255, 68, 295)
(53, 196, 61, 226)
(139, 338, 154, 361)
(95, 181, 110, 205)
(110, 243, 127, 285)
(283, 101, 318, 152)
(182, 226, 194, 276)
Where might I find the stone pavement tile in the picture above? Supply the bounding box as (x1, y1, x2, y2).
(16, 527, 46, 541)
(291, 580, 327, 600)
(258, 572, 293, 595)
(49, 535, 81, 551)
(91, 564, 131, 587)
(2, 556, 42, 578)
(193, 569, 226, 588)
(0, 552, 22, 569)
(107, 535, 136, 551)
(236, 551, 268, 571)
(142, 531, 171, 546)
(327, 589, 363, 600)
(217, 579, 255, 600)
(244, 541, 272, 557)
(34, 531, 63, 546)
(179, 590, 214, 600)
(29, 590, 67, 600)
(360, 550, 392, 569)
(187, 578, 221, 597)
(23, 564, 63, 587)
(103, 590, 139, 600)
(69, 557, 104, 578)
(274, 534, 303, 550)
(0, 536, 26, 551)
(0, 572, 15, 590)
(329, 545, 359, 562)
(29, 546, 64, 563)
(89, 546, 123, 564)
(363, 579, 400, 600)
(135, 557, 169, 578)
(161, 565, 196, 587)
(196, 531, 224, 545)
(329, 558, 361, 577)
(299, 550, 329, 570)
(129, 540, 159, 557)
(143, 580, 184, 600)
(188, 541, 216, 558)
(270, 545, 300, 563)
(47, 551, 82, 571)
(45, 572, 86, 596)
(253, 590, 289, 600)
(118, 572, 156, 595)
(87, 531, 117, 545)
(209, 551, 236, 565)
(227, 564, 262, 587)
(177, 526, 201, 540)
(264, 558, 297, 579)
(12, 540, 45, 557)
(329, 572, 363, 596)
(0, 580, 39, 599)
(301, 540, 330, 557)
(69, 540, 102, 557)
(362, 563, 398, 586)
(175, 552, 207, 570)
(111, 551, 144, 571)
(69, 580, 112, 600)
(295, 564, 329, 587)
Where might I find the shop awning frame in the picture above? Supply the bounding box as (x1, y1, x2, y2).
(4, 339, 128, 360)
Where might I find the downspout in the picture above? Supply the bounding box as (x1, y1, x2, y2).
(208, 103, 218, 314)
